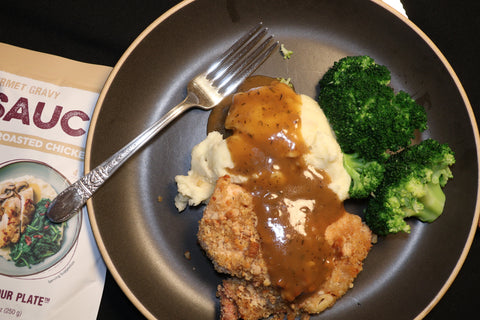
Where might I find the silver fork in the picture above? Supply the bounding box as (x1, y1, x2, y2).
(46, 23, 278, 223)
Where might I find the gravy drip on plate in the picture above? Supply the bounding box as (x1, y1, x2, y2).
(224, 81, 345, 301)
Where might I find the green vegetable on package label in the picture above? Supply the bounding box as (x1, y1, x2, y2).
(9, 198, 65, 268)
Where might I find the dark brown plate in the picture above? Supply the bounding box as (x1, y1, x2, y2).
(86, 0, 480, 319)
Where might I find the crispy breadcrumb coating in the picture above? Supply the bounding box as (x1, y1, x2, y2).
(198, 176, 372, 319)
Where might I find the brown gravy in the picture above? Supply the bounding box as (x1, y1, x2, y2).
(207, 76, 282, 136)
(219, 78, 346, 301)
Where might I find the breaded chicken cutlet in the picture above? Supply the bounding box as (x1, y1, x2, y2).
(198, 176, 372, 320)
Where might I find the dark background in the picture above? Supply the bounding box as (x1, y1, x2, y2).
(1, 0, 479, 319)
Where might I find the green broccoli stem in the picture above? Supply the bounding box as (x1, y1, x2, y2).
(343, 153, 360, 178)
(412, 182, 446, 222)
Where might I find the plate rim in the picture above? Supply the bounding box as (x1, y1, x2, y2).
(85, 0, 480, 319)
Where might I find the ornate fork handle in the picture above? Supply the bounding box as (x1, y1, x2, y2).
(74, 141, 133, 201)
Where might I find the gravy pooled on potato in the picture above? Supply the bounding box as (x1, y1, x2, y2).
(224, 81, 346, 301)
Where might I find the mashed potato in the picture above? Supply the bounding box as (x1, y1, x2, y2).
(174, 94, 351, 211)
(300, 95, 350, 200)
(174, 131, 243, 211)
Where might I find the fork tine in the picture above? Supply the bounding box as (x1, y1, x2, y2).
(218, 38, 279, 96)
(207, 28, 268, 82)
(206, 23, 264, 77)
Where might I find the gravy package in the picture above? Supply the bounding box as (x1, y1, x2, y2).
(0, 42, 112, 319)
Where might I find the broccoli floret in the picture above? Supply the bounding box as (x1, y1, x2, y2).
(277, 77, 293, 88)
(318, 55, 428, 198)
(319, 55, 427, 160)
(364, 139, 455, 236)
(319, 55, 391, 87)
(280, 44, 293, 59)
(343, 153, 385, 198)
